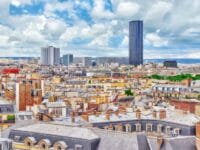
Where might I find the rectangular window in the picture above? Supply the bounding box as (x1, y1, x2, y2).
(157, 124, 162, 133)
(14, 136, 20, 142)
(135, 124, 141, 132)
(75, 144, 83, 150)
(146, 124, 152, 132)
(165, 126, 171, 135)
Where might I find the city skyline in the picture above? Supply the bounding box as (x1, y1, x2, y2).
(0, 0, 200, 58)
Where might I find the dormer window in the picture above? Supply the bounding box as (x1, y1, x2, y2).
(165, 126, 171, 135)
(125, 124, 132, 133)
(173, 128, 180, 136)
(146, 123, 152, 132)
(14, 136, 20, 142)
(157, 124, 162, 133)
(135, 123, 141, 132)
(75, 144, 83, 150)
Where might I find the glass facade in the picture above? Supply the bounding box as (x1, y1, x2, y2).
(63, 54, 73, 66)
(129, 20, 143, 66)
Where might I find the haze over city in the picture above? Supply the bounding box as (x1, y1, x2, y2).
(0, 0, 200, 58)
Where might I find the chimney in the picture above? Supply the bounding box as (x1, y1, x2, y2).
(105, 112, 110, 120)
(196, 122, 200, 150)
(136, 109, 141, 119)
(157, 134, 163, 150)
(82, 114, 89, 122)
(70, 112, 75, 123)
(153, 110, 157, 118)
(115, 110, 119, 116)
(108, 123, 113, 130)
(159, 109, 166, 119)
(116, 123, 123, 131)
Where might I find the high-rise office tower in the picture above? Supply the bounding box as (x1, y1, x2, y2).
(82, 57, 92, 67)
(63, 54, 73, 66)
(129, 20, 143, 66)
(40, 46, 60, 65)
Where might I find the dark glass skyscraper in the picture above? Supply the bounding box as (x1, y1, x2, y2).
(129, 20, 143, 66)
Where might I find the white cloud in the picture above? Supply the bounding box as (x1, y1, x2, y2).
(11, 0, 20, 7)
(0, 0, 200, 57)
(145, 31, 168, 47)
(92, 0, 114, 19)
(42, 18, 67, 40)
(116, 1, 140, 19)
(145, 1, 172, 22)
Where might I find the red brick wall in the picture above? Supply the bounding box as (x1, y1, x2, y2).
(170, 100, 196, 113)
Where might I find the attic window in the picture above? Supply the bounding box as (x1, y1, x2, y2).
(125, 124, 132, 133)
(165, 126, 171, 135)
(75, 144, 83, 150)
(135, 123, 141, 132)
(173, 128, 180, 136)
(157, 124, 162, 133)
(146, 123, 152, 132)
(14, 136, 20, 142)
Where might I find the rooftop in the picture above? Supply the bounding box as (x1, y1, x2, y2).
(89, 107, 200, 126)
(14, 123, 99, 140)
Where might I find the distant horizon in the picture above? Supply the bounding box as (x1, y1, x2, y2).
(0, 56, 200, 59)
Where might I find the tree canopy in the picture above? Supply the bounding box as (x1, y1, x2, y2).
(124, 89, 134, 96)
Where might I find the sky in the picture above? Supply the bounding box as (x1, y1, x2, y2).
(0, 0, 200, 58)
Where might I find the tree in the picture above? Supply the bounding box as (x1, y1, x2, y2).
(124, 89, 134, 96)
(185, 95, 190, 99)
(198, 95, 200, 100)
(7, 115, 15, 120)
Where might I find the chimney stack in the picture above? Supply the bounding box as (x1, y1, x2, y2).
(105, 112, 110, 120)
(82, 114, 89, 122)
(136, 109, 141, 119)
(70, 112, 75, 123)
(115, 110, 119, 116)
(159, 109, 166, 119)
(153, 110, 157, 118)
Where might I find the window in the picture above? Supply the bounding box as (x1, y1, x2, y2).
(165, 126, 171, 135)
(173, 128, 180, 136)
(157, 124, 162, 133)
(135, 123, 141, 132)
(14, 136, 20, 142)
(146, 123, 152, 132)
(75, 144, 83, 150)
(125, 124, 132, 133)
(41, 143, 46, 149)
(57, 146, 62, 150)
(27, 141, 31, 147)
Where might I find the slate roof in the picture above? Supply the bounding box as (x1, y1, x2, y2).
(92, 129, 150, 150)
(148, 136, 196, 150)
(14, 123, 99, 140)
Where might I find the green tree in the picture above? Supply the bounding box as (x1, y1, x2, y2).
(185, 95, 190, 99)
(124, 89, 134, 96)
(7, 115, 15, 120)
(198, 95, 200, 100)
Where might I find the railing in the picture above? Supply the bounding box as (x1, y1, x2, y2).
(0, 120, 15, 123)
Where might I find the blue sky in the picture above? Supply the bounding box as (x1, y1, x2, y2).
(0, 0, 200, 58)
